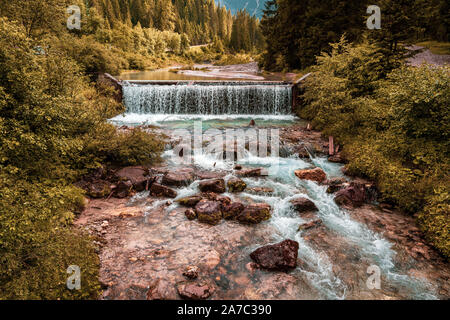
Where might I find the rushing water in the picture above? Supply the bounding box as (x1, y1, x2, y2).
(154, 134, 438, 300)
(121, 82, 292, 116)
(109, 77, 438, 299)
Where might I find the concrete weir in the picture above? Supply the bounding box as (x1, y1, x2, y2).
(100, 73, 311, 114)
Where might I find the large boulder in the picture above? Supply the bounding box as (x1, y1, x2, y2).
(195, 200, 222, 225)
(176, 279, 214, 300)
(227, 177, 247, 193)
(150, 183, 177, 198)
(290, 197, 318, 213)
(334, 182, 367, 207)
(223, 202, 245, 220)
(198, 179, 226, 194)
(237, 203, 271, 224)
(162, 168, 194, 187)
(250, 239, 299, 271)
(176, 195, 203, 207)
(294, 167, 327, 183)
(115, 166, 149, 191)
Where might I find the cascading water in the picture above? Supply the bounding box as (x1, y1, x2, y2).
(122, 82, 292, 115)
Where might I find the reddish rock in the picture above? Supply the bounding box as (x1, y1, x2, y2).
(237, 203, 271, 224)
(183, 266, 200, 279)
(328, 153, 346, 163)
(290, 197, 318, 213)
(176, 279, 215, 300)
(115, 166, 149, 191)
(115, 180, 133, 198)
(150, 183, 177, 199)
(227, 177, 247, 193)
(250, 239, 299, 271)
(185, 209, 197, 220)
(249, 119, 256, 126)
(195, 200, 222, 225)
(334, 182, 367, 207)
(176, 195, 202, 207)
(196, 171, 226, 180)
(200, 192, 231, 207)
(223, 202, 245, 220)
(298, 219, 323, 231)
(198, 179, 226, 194)
(162, 168, 194, 187)
(324, 177, 348, 194)
(246, 187, 275, 195)
(236, 168, 268, 178)
(294, 168, 327, 183)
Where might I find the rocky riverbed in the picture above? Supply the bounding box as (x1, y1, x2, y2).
(75, 122, 449, 300)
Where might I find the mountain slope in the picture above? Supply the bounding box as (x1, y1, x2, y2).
(216, 0, 266, 17)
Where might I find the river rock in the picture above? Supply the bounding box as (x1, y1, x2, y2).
(298, 219, 323, 231)
(294, 167, 327, 183)
(334, 182, 367, 207)
(185, 209, 197, 220)
(236, 168, 268, 177)
(115, 166, 149, 191)
(196, 171, 226, 180)
(176, 279, 214, 300)
(223, 202, 245, 220)
(227, 177, 247, 193)
(328, 153, 346, 163)
(324, 177, 348, 194)
(183, 266, 200, 279)
(290, 197, 318, 213)
(87, 180, 111, 198)
(237, 203, 271, 224)
(115, 180, 133, 198)
(198, 179, 226, 194)
(195, 200, 222, 225)
(162, 168, 194, 187)
(200, 192, 231, 207)
(246, 187, 275, 195)
(150, 183, 177, 198)
(250, 239, 299, 271)
(177, 195, 203, 207)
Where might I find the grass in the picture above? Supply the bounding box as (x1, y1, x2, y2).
(416, 41, 450, 55)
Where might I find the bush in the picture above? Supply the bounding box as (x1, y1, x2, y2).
(83, 124, 165, 168)
(300, 38, 450, 258)
(418, 187, 450, 259)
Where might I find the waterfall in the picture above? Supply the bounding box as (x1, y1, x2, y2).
(122, 82, 292, 115)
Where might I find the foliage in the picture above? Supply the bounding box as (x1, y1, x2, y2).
(260, 0, 449, 71)
(0, 17, 165, 299)
(299, 38, 450, 258)
(415, 41, 450, 55)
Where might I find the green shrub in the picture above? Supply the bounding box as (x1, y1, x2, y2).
(418, 187, 450, 259)
(300, 38, 450, 258)
(84, 124, 165, 168)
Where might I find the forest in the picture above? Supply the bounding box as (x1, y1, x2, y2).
(0, 0, 448, 301)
